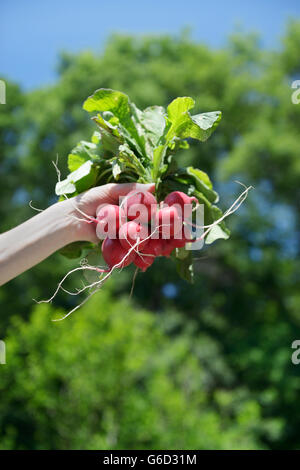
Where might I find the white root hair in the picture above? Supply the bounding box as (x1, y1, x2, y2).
(186, 183, 253, 240)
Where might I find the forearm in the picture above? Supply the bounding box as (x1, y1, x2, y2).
(0, 182, 153, 286)
(0, 200, 78, 285)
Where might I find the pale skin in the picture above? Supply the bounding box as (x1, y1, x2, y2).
(0, 183, 155, 286)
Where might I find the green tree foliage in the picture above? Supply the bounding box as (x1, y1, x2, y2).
(1, 22, 300, 449)
(0, 290, 263, 450)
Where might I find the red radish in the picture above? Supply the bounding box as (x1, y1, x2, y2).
(102, 238, 135, 269)
(170, 226, 194, 248)
(164, 191, 198, 209)
(143, 237, 164, 257)
(156, 205, 182, 238)
(133, 237, 163, 271)
(119, 221, 149, 251)
(169, 237, 187, 249)
(96, 204, 126, 239)
(164, 191, 198, 218)
(160, 240, 175, 257)
(133, 252, 155, 271)
(122, 190, 157, 223)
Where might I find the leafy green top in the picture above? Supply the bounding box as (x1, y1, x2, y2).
(56, 88, 229, 282)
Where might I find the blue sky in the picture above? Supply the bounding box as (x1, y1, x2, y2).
(1, 0, 300, 90)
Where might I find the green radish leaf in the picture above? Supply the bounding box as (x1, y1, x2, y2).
(75, 166, 97, 193)
(168, 167, 218, 204)
(71, 159, 94, 180)
(191, 111, 221, 131)
(112, 160, 123, 179)
(68, 153, 89, 172)
(139, 106, 166, 152)
(166, 96, 221, 142)
(118, 144, 148, 179)
(158, 176, 196, 202)
(93, 113, 121, 137)
(166, 97, 195, 141)
(68, 140, 104, 172)
(168, 96, 195, 118)
(188, 111, 222, 141)
(186, 166, 219, 203)
(205, 224, 230, 245)
(193, 189, 230, 243)
(55, 179, 76, 195)
(175, 252, 194, 283)
(175, 247, 190, 260)
(208, 205, 231, 240)
(83, 88, 131, 116)
(92, 115, 122, 154)
(152, 144, 167, 182)
(55, 160, 95, 196)
(168, 138, 190, 152)
(84, 88, 146, 158)
(187, 166, 213, 189)
(59, 241, 95, 259)
(91, 131, 101, 144)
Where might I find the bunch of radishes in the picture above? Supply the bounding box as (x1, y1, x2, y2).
(95, 190, 198, 272)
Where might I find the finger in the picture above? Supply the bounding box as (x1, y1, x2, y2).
(105, 182, 155, 202)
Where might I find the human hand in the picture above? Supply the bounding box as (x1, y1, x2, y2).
(63, 182, 155, 243)
(0, 183, 154, 285)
